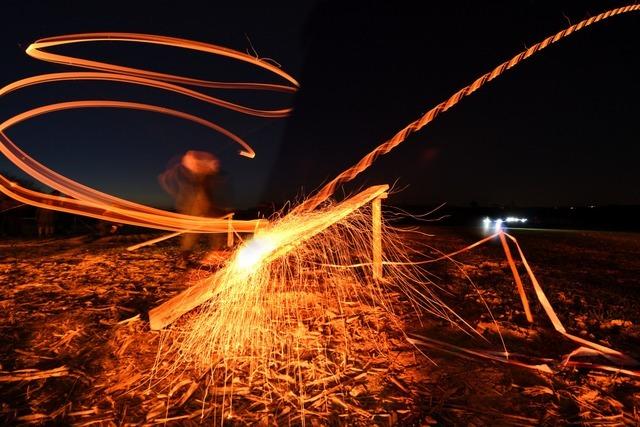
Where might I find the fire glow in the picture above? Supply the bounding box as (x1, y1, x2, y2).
(152, 188, 463, 385)
(234, 236, 278, 273)
(0, 5, 638, 423)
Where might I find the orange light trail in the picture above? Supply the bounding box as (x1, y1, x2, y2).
(0, 33, 298, 232)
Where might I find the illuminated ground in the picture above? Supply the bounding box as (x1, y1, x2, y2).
(0, 227, 638, 425)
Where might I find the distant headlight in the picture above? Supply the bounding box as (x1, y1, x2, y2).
(482, 217, 527, 231)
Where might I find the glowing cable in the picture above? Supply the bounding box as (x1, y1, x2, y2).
(294, 4, 639, 213)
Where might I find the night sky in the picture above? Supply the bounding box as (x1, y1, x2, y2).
(0, 1, 637, 210)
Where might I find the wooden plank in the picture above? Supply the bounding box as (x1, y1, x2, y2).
(149, 274, 222, 330)
(149, 184, 389, 330)
(127, 214, 237, 251)
(127, 231, 183, 251)
(499, 231, 533, 323)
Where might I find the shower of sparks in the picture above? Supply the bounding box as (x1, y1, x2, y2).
(151, 190, 638, 421)
(151, 190, 471, 415)
(150, 185, 402, 330)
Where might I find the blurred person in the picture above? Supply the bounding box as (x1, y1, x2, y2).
(93, 220, 121, 240)
(159, 150, 225, 268)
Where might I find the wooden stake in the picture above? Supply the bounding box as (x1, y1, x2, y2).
(499, 231, 533, 323)
(372, 192, 387, 280)
(227, 213, 235, 248)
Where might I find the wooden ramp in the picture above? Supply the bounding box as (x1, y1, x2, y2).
(149, 184, 389, 330)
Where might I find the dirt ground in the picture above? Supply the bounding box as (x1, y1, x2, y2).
(0, 226, 638, 425)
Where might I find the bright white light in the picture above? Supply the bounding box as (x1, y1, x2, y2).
(235, 236, 277, 272)
(504, 216, 528, 224)
(482, 217, 527, 232)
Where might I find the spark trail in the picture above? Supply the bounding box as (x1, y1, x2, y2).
(293, 4, 640, 213)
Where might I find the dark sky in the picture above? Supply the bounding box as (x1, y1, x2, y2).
(0, 1, 637, 209)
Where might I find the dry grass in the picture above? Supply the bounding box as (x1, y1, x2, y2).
(0, 227, 639, 424)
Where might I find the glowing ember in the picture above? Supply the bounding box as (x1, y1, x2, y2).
(235, 236, 278, 272)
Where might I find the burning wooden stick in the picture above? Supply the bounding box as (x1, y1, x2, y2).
(127, 214, 238, 251)
(372, 192, 387, 281)
(499, 232, 533, 323)
(0, 366, 70, 382)
(127, 231, 184, 251)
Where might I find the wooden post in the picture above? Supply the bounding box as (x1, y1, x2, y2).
(227, 213, 234, 248)
(499, 231, 533, 323)
(372, 192, 387, 281)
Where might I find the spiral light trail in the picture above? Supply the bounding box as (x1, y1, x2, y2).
(0, 33, 299, 232)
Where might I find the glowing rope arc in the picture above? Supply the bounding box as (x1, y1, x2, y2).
(27, 33, 299, 91)
(0, 33, 298, 231)
(1, 101, 256, 158)
(295, 4, 639, 213)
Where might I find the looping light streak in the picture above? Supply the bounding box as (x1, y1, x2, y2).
(27, 33, 299, 92)
(0, 33, 299, 231)
(294, 4, 639, 213)
(3, 101, 256, 158)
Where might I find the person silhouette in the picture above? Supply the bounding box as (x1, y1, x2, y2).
(159, 150, 222, 268)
